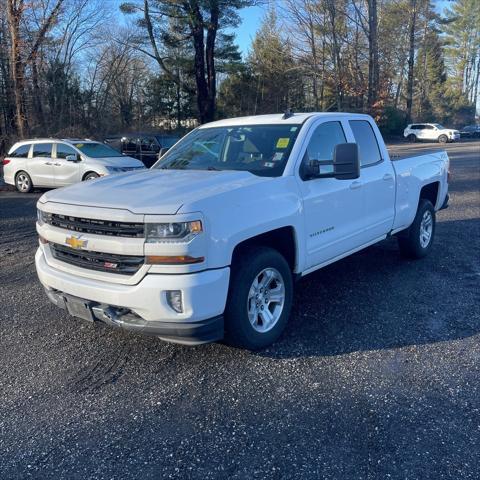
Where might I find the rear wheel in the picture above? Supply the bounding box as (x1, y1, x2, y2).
(398, 199, 436, 259)
(407, 134, 417, 143)
(15, 171, 33, 193)
(224, 246, 293, 350)
(438, 134, 448, 144)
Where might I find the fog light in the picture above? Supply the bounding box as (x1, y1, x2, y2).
(166, 290, 183, 313)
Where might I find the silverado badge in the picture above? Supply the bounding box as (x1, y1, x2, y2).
(65, 236, 87, 250)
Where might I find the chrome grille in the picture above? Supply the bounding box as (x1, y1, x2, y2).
(50, 243, 144, 275)
(48, 214, 144, 238)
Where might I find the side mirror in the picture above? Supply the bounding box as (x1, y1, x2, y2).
(158, 147, 169, 158)
(66, 154, 80, 162)
(333, 143, 360, 180)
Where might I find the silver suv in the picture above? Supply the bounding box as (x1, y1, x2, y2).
(2, 138, 145, 193)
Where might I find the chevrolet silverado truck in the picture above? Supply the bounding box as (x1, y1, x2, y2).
(36, 113, 450, 349)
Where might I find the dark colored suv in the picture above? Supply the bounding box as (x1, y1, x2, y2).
(459, 125, 480, 138)
(104, 133, 180, 168)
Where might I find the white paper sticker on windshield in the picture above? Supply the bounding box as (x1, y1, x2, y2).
(273, 152, 284, 162)
(264, 162, 275, 168)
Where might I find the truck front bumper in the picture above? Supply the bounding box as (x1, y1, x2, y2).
(36, 248, 229, 345)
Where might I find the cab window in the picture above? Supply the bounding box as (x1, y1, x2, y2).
(349, 120, 382, 167)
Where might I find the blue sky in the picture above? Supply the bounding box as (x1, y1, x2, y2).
(232, 1, 452, 56)
(234, 5, 266, 56)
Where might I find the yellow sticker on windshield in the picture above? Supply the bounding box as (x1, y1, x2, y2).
(276, 138, 290, 149)
(75, 143, 84, 148)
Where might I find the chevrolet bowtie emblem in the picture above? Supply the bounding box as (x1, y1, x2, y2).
(65, 236, 87, 250)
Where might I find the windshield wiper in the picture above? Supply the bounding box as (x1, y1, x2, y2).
(207, 165, 221, 171)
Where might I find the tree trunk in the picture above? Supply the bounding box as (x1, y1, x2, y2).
(190, 5, 209, 124)
(406, 0, 417, 124)
(204, 2, 219, 123)
(7, 0, 27, 137)
(31, 56, 45, 130)
(326, 0, 342, 111)
(367, 0, 379, 112)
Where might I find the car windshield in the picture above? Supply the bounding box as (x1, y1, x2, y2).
(154, 125, 301, 177)
(433, 124, 445, 129)
(73, 142, 123, 158)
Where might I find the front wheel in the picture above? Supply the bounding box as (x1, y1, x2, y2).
(83, 172, 99, 181)
(224, 246, 293, 350)
(398, 199, 436, 259)
(438, 135, 448, 144)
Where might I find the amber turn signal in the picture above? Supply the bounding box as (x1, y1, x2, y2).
(146, 255, 204, 265)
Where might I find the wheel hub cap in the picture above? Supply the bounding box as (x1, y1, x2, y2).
(247, 267, 285, 333)
(17, 175, 29, 192)
(420, 210, 433, 248)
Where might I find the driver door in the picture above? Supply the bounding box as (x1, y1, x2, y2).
(297, 120, 365, 269)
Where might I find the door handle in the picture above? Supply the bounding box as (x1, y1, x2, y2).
(53, 163, 61, 166)
(349, 181, 362, 190)
(383, 173, 394, 181)
(45, 162, 52, 165)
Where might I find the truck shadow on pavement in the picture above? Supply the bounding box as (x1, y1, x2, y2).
(255, 229, 479, 359)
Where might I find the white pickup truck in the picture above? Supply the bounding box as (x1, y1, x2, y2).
(36, 113, 450, 349)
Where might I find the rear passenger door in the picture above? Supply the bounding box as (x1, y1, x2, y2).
(53, 143, 81, 186)
(28, 143, 55, 187)
(348, 120, 395, 241)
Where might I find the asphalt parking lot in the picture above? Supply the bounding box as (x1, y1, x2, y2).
(1, 141, 479, 479)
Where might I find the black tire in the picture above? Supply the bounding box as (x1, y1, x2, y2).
(398, 199, 436, 259)
(15, 171, 33, 193)
(83, 172, 99, 181)
(438, 134, 448, 144)
(224, 246, 293, 350)
(407, 134, 417, 143)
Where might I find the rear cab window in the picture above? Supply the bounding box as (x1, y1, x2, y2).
(9, 144, 32, 158)
(349, 120, 382, 167)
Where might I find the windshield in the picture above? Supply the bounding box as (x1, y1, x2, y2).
(154, 125, 301, 177)
(74, 142, 123, 158)
(433, 124, 445, 129)
(156, 136, 180, 149)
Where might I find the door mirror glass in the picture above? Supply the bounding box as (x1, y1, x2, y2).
(333, 143, 360, 180)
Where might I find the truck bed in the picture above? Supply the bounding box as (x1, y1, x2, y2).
(388, 148, 446, 161)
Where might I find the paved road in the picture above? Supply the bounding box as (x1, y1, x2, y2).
(1, 141, 479, 479)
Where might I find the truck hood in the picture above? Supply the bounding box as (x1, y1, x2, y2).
(39, 169, 270, 215)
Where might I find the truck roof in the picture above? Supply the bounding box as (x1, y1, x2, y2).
(200, 112, 372, 128)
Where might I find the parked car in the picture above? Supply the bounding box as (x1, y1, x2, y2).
(459, 124, 480, 138)
(36, 112, 449, 350)
(2, 139, 145, 193)
(404, 123, 460, 143)
(104, 133, 180, 168)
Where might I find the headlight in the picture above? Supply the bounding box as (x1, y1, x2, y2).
(37, 209, 52, 225)
(145, 221, 203, 243)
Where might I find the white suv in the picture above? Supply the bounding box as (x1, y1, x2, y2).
(2, 138, 145, 193)
(404, 123, 460, 144)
